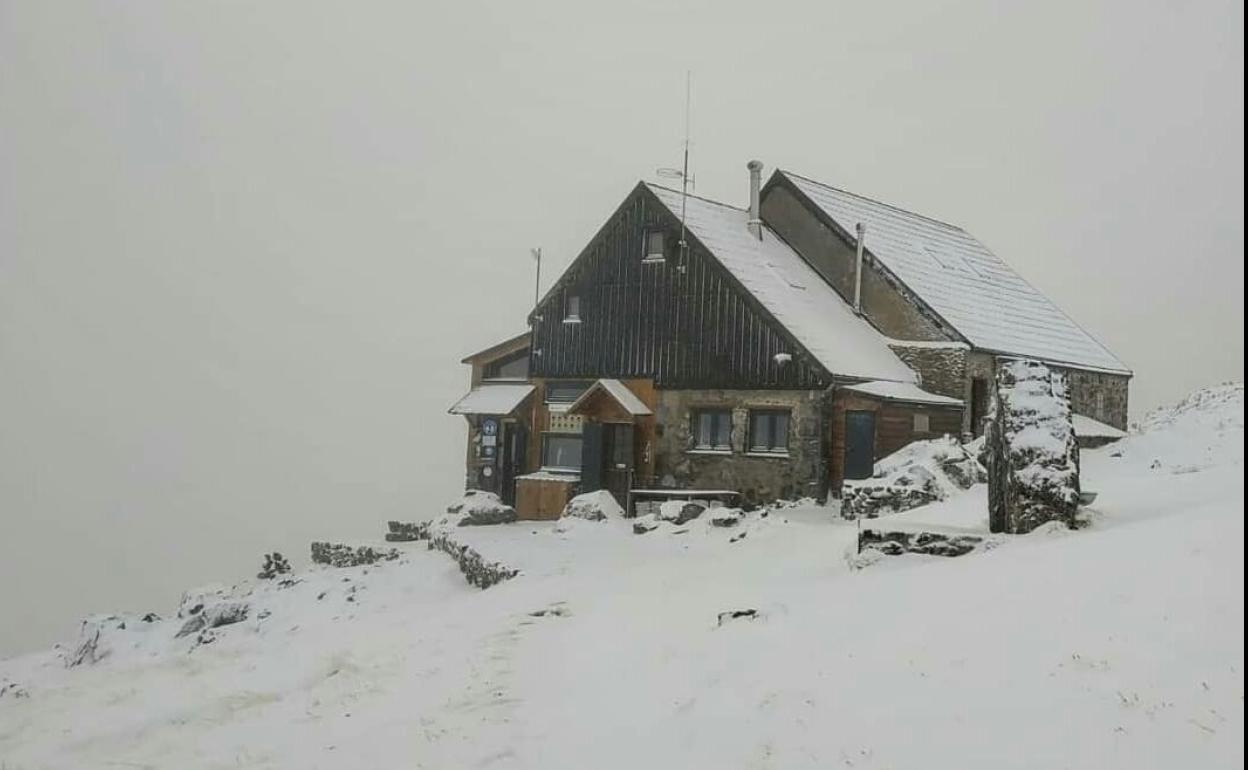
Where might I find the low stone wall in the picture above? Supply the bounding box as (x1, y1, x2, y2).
(309, 542, 401, 568)
(427, 533, 519, 589)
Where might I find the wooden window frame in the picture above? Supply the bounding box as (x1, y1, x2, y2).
(642, 229, 667, 263)
(747, 409, 791, 454)
(540, 432, 583, 472)
(691, 408, 732, 452)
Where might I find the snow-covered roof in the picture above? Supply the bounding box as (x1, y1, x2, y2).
(568, 378, 653, 417)
(1072, 413, 1127, 439)
(778, 171, 1130, 375)
(646, 184, 917, 384)
(842, 380, 964, 406)
(448, 383, 534, 416)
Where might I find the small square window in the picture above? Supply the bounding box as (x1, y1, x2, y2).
(913, 412, 930, 433)
(565, 295, 581, 322)
(643, 230, 666, 262)
(693, 409, 732, 451)
(748, 410, 790, 453)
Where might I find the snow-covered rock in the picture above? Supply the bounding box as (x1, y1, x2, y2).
(842, 436, 986, 519)
(560, 490, 624, 522)
(656, 499, 705, 524)
(986, 360, 1080, 534)
(174, 601, 250, 639)
(445, 490, 518, 526)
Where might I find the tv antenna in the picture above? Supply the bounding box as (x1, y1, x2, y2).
(656, 71, 693, 272)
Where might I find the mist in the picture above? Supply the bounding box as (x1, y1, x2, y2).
(1, 0, 1242, 654)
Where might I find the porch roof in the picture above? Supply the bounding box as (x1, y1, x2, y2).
(567, 378, 653, 417)
(448, 383, 535, 416)
(842, 380, 964, 407)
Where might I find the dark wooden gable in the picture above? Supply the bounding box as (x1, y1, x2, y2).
(528, 184, 829, 389)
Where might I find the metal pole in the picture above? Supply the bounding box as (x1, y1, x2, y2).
(531, 247, 542, 308)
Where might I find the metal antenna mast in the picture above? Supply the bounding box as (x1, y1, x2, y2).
(678, 70, 691, 269)
(657, 72, 694, 272)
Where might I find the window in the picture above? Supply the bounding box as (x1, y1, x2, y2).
(643, 230, 666, 262)
(545, 380, 591, 404)
(1095, 392, 1105, 420)
(564, 294, 581, 323)
(748, 410, 790, 453)
(693, 409, 732, 451)
(484, 351, 528, 380)
(541, 434, 583, 471)
(913, 412, 930, 433)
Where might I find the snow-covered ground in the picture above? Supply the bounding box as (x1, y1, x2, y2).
(1, 386, 1243, 769)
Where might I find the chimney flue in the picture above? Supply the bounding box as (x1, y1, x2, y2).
(746, 160, 763, 240)
(853, 222, 867, 314)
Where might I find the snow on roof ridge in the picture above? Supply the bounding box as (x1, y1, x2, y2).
(643, 181, 746, 212)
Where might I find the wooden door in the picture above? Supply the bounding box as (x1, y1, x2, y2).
(844, 410, 876, 480)
(580, 422, 605, 492)
(603, 423, 634, 506)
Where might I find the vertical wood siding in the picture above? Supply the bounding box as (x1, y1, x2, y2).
(529, 186, 828, 389)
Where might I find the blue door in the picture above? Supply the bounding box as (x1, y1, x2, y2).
(844, 410, 876, 480)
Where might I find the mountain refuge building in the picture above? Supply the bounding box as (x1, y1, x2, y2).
(450, 162, 1130, 518)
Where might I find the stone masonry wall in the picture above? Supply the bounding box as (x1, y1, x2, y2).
(1053, 366, 1131, 431)
(888, 343, 969, 400)
(651, 388, 827, 506)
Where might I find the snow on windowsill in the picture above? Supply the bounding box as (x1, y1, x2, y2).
(745, 451, 791, 459)
(562, 317, 581, 325)
(685, 448, 732, 456)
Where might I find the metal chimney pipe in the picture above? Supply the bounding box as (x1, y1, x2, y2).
(746, 160, 763, 240)
(854, 222, 867, 314)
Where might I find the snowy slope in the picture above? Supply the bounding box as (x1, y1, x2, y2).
(1, 386, 1242, 769)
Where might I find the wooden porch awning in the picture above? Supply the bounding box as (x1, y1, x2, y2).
(448, 383, 535, 416)
(566, 379, 653, 419)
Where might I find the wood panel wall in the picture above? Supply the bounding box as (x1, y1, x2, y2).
(829, 392, 964, 491)
(529, 185, 828, 390)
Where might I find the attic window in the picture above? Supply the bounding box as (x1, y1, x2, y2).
(642, 230, 666, 263)
(564, 295, 581, 323)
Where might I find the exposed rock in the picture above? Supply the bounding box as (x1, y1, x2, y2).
(986, 360, 1081, 534)
(257, 552, 291, 580)
(175, 601, 250, 639)
(716, 609, 759, 626)
(0, 680, 29, 699)
(310, 542, 401, 568)
(385, 520, 429, 542)
(858, 529, 983, 558)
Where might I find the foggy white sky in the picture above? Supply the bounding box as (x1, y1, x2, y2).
(1, 0, 1242, 654)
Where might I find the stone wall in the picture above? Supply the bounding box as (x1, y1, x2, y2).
(1053, 366, 1131, 431)
(888, 343, 969, 400)
(651, 388, 827, 506)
